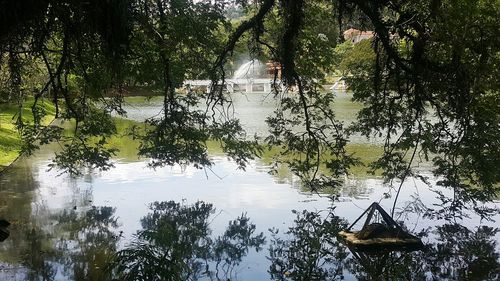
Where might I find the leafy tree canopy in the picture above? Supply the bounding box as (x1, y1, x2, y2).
(0, 0, 498, 217)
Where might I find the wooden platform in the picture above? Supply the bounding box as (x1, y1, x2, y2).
(338, 230, 422, 250)
(338, 202, 424, 250)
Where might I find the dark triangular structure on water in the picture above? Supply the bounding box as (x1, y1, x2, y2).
(338, 202, 422, 250)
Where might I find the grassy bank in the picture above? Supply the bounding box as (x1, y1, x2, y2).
(0, 99, 56, 170)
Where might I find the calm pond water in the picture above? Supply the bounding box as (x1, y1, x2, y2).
(0, 92, 499, 280)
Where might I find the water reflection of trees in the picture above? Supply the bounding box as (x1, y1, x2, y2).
(4, 199, 499, 281)
(268, 209, 349, 280)
(422, 224, 500, 280)
(0, 160, 41, 261)
(346, 224, 499, 281)
(112, 200, 265, 281)
(23, 227, 57, 281)
(18, 206, 119, 281)
(55, 206, 119, 281)
(268, 209, 500, 281)
(14, 200, 265, 281)
(344, 247, 428, 281)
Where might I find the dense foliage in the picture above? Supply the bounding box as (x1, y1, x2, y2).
(0, 0, 498, 216)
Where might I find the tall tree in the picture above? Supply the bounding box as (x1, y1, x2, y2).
(0, 0, 498, 216)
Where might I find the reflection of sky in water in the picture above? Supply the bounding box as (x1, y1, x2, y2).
(24, 148, 500, 280)
(1, 95, 498, 280)
(34, 157, 334, 238)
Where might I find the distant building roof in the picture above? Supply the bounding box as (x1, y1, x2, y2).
(343, 28, 374, 43)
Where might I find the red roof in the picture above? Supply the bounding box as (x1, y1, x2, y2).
(343, 28, 374, 37)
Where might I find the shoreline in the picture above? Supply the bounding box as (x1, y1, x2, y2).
(0, 117, 57, 176)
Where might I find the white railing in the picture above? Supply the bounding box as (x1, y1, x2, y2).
(184, 78, 279, 93)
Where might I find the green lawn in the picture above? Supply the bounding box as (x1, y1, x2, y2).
(103, 117, 144, 162)
(0, 99, 56, 170)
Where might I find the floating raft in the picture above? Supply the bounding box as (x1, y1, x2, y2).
(338, 202, 423, 250)
(338, 230, 422, 250)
